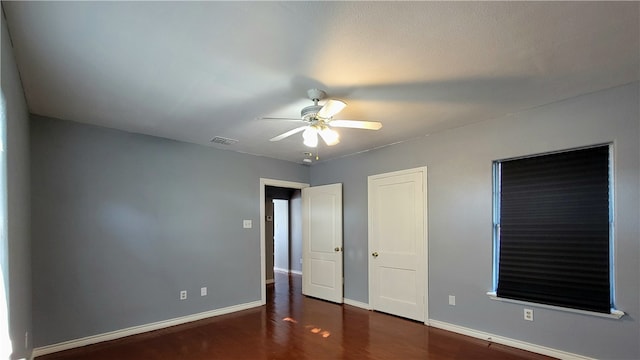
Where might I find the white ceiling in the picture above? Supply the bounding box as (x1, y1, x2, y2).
(3, 1, 639, 164)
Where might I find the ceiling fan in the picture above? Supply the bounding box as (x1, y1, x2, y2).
(265, 89, 382, 147)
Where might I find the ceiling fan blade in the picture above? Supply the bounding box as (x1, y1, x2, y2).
(317, 99, 347, 119)
(260, 117, 301, 121)
(269, 126, 307, 142)
(329, 120, 382, 130)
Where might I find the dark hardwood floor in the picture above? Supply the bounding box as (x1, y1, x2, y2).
(38, 273, 555, 359)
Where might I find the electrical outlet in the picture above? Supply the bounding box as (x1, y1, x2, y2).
(201, 287, 207, 296)
(180, 290, 187, 300)
(524, 308, 533, 321)
(243, 220, 252, 228)
(448, 295, 456, 306)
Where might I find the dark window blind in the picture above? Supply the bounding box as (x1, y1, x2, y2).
(496, 145, 610, 313)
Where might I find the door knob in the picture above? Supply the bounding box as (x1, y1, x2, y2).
(372, 252, 379, 258)
(334, 247, 341, 252)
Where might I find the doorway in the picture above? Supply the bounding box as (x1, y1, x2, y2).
(265, 189, 303, 284)
(260, 179, 309, 305)
(272, 199, 289, 277)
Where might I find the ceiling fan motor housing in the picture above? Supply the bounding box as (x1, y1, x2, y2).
(301, 89, 328, 121)
(301, 105, 323, 122)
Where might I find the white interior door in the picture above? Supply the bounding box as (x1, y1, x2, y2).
(302, 183, 343, 303)
(368, 167, 427, 322)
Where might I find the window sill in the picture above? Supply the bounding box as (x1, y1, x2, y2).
(486, 292, 625, 319)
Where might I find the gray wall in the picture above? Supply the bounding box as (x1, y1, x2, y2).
(311, 82, 640, 359)
(1, 11, 32, 360)
(30, 116, 308, 347)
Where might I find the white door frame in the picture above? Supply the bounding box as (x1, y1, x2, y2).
(367, 166, 428, 323)
(260, 178, 309, 305)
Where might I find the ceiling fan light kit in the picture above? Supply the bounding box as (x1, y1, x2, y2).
(301, 125, 340, 148)
(318, 127, 339, 146)
(267, 89, 383, 150)
(303, 127, 319, 147)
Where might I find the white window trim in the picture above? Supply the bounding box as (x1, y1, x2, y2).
(486, 291, 625, 320)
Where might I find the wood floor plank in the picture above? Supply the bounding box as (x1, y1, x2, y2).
(37, 273, 555, 359)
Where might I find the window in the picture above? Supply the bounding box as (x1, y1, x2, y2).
(493, 145, 613, 314)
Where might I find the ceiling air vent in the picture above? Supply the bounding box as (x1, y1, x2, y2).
(210, 136, 239, 146)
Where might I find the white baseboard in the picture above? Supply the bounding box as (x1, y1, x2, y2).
(32, 302, 590, 359)
(274, 268, 302, 276)
(428, 319, 594, 360)
(32, 300, 262, 358)
(343, 298, 370, 310)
